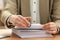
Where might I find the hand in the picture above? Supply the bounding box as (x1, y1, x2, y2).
(9, 15, 31, 28)
(43, 22, 58, 34)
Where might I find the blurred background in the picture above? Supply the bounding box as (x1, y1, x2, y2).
(0, 0, 49, 29)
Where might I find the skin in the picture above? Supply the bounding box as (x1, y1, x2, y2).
(9, 15, 31, 28)
(43, 22, 58, 34)
(9, 15, 58, 34)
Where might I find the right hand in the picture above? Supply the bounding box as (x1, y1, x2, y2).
(9, 15, 31, 28)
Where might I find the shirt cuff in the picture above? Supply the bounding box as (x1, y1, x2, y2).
(6, 15, 14, 28)
(57, 26, 60, 34)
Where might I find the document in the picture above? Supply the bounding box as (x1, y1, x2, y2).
(12, 24, 53, 38)
(13, 29, 53, 38)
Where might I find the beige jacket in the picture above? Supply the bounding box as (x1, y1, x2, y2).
(0, 0, 60, 28)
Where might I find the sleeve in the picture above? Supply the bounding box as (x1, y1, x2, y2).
(52, 0, 60, 29)
(0, 0, 17, 28)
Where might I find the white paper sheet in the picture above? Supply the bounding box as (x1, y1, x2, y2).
(12, 24, 53, 38)
(0, 29, 12, 38)
(13, 29, 53, 38)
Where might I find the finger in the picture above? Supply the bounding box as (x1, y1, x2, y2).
(16, 17, 28, 26)
(47, 31, 57, 34)
(15, 21, 27, 28)
(25, 17, 31, 21)
(43, 24, 50, 30)
(13, 18, 27, 28)
(18, 15, 30, 26)
(47, 24, 57, 31)
(48, 27, 57, 33)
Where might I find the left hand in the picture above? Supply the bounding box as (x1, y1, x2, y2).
(43, 22, 59, 34)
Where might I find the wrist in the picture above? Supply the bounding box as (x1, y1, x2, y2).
(56, 26, 60, 34)
(6, 15, 14, 28)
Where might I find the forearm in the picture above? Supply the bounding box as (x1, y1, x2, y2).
(52, 0, 60, 33)
(1, 10, 12, 25)
(1, 0, 17, 26)
(52, 0, 60, 28)
(55, 20, 60, 27)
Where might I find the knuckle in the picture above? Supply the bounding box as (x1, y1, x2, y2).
(15, 17, 19, 20)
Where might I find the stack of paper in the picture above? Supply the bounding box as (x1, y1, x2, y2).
(12, 29, 53, 38)
(12, 24, 53, 38)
